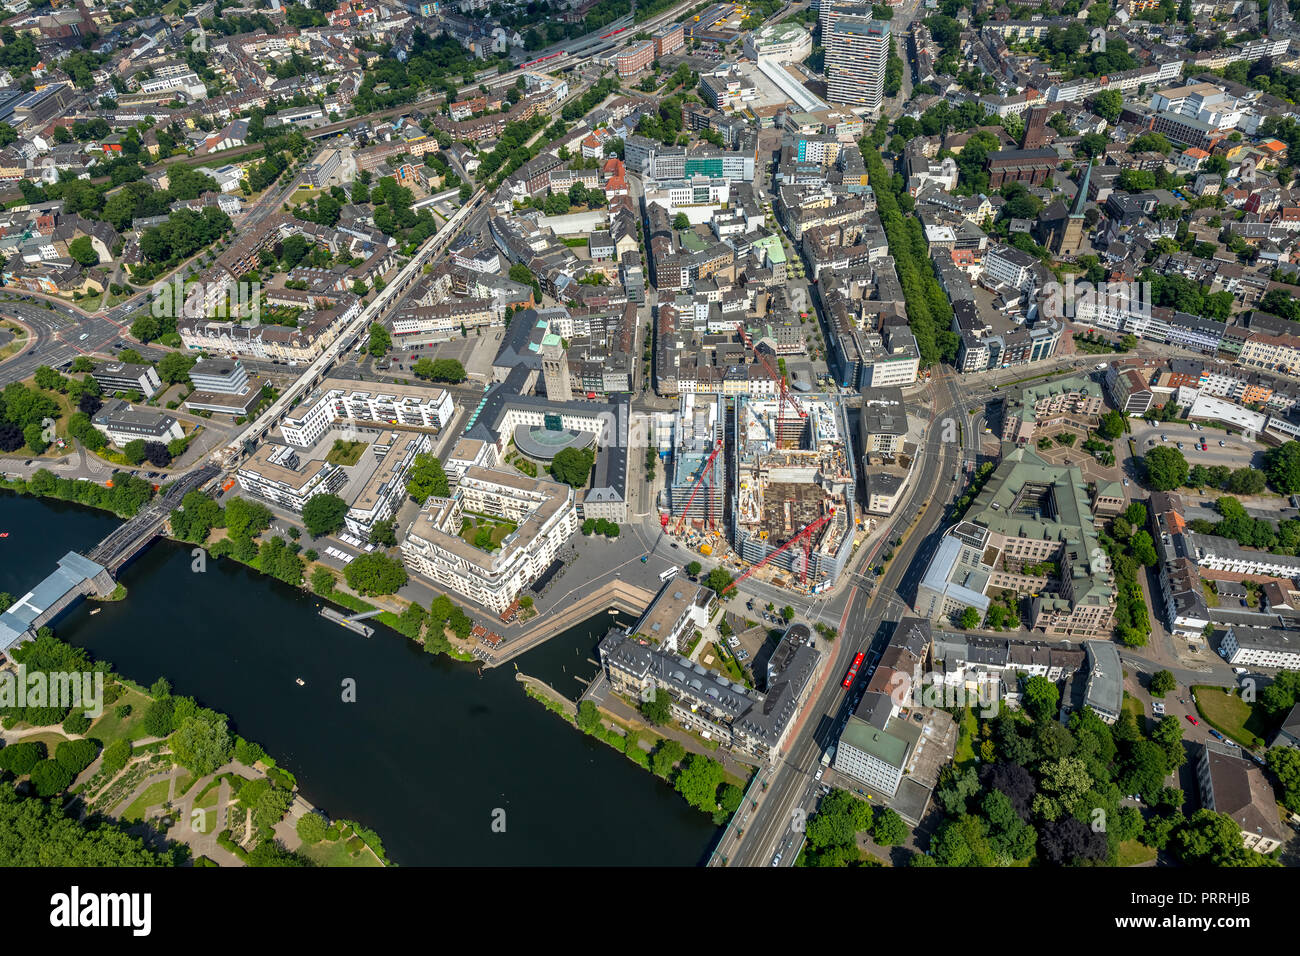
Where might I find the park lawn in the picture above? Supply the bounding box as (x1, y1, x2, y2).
(173, 773, 197, 798)
(1192, 686, 1271, 749)
(1117, 840, 1157, 867)
(88, 686, 154, 746)
(954, 708, 979, 768)
(460, 515, 516, 551)
(120, 780, 171, 823)
(326, 439, 367, 466)
(301, 829, 384, 867)
(1122, 693, 1145, 727)
(194, 779, 222, 809)
(13, 731, 71, 752)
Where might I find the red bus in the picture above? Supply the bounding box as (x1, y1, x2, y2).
(842, 652, 865, 688)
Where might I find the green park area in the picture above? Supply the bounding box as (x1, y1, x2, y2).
(1192, 686, 1270, 749)
(326, 439, 367, 466)
(461, 512, 517, 552)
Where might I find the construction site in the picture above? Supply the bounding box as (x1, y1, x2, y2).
(665, 393, 728, 555)
(731, 393, 857, 593)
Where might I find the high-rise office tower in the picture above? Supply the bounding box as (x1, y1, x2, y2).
(826, 17, 890, 113)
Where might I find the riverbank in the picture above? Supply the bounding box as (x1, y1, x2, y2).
(3, 485, 722, 864)
(1, 632, 388, 867)
(520, 671, 749, 828)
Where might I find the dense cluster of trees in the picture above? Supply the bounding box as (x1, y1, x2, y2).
(1265, 441, 1300, 495)
(1140, 272, 1236, 322)
(136, 207, 233, 279)
(914, 692, 1273, 867)
(549, 447, 595, 488)
(301, 494, 349, 538)
(344, 553, 408, 596)
(1187, 495, 1300, 555)
(1101, 502, 1157, 647)
(406, 452, 450, 504)
(4, 468, 154, 518)
(861, 123, 957, 365)
(581, 517, 620, 538)
(412, 358, 467, 383)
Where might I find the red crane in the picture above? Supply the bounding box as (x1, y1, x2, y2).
(724, 507, 836, 593)
(673, 438, 724, 535)
(735, 322, 806, 448)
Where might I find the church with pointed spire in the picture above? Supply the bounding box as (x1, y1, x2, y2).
(1037, 160, 1091, 257)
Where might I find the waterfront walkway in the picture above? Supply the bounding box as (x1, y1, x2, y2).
(483, 578, 656, 667)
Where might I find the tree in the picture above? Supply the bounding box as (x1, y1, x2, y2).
(369, 519, 397, 547)
(296, 812, 328, 844)
(1227, 467, 1266, 496)
(366, 322, 390, 358)
(651, 739, 686, 778)
(157, 352, 195, 386)
(685, 560, 702, 578)
(1143, 446, 1189, 491)
(576, 700, 602, 733)
(224, 496, 272, 541)
(958, 607, 980, 629)
(169, 712, 233, 776)
(1150, 670, 1176, 698)
(124, 439, 147, 465)
(640, 687, 672, 725)
(1092, 89, 1123, 123)
(1097, 410, 1125, 440)
(1023, 675, 1060, 723)
(550, 446, 594, 487)
(871, 807, 907, 846)
(29, 761, 75, 797)
(674, 754, 726, 812)
(169, 490, 221, 543)
(310, 566, 335, 596)
(781, 606, 795, 623)
(301, 493, 348, 537)
(406, 452, 449, 503)
(23, 422, 48, 454)
(1267, 746, 1300, 813)
(1130, 530, 1158, 567)
(1264, 441, 1300, 494)
(706, 567, 733, 596)
(67, 235, 100, 266)
(343, 552, 407, 595)
(672, 212, 690, 230)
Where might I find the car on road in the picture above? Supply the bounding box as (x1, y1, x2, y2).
(814, 768, 823, 781)
(1161, 434, 1168, 441)
(78, 333, 88, 340)
(1186, 714, 1199, 726)
(1209, 728, 1225, 741)
(1177, 442, 1184, 449)
(771, 853, 782, 866)
(1123, 479, 1130, 486)
(670, 542, 678, 548)
(1219, 440, 1226, 447)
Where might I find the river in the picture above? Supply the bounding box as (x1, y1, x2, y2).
(0, 491, 719, 865)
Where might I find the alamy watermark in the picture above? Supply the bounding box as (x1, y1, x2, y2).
(0, 666, 104, 719)
(1040, 277, 1152, 323)
(151, 275, 262, 326)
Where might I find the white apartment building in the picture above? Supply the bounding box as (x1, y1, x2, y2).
(280, 380, 456, 447)
(1219, 626, 1300, 670)
(401, 466, 579, 613)
(235, 443, 348, 513)
(983, 244, 1038, 292)
(343, 432, 433, 539)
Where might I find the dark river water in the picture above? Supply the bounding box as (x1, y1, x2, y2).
(0, 491, 718, 865)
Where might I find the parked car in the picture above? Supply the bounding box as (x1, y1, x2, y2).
(1186, 714, 1199, 726)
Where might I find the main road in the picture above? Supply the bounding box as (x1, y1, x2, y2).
(717, 369, 971, 866)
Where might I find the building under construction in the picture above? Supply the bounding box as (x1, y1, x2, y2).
(668, 394, 726, 534)
(732, 394, 857, 591)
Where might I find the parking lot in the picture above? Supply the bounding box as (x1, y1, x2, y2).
(1130, 420, 1260, 469)
(389, 326, 502, 383)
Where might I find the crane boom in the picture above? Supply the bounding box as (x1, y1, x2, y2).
(673, 438, 724, 535)
(724, 507, 835, 594)
(735, 323, 807, 448)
